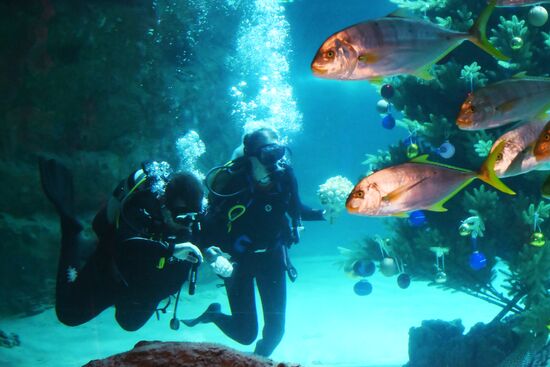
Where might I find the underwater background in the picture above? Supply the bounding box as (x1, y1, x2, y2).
(1, 0, 550, 366)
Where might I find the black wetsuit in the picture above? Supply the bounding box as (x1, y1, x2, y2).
(199, 160, 324, 356)
(55, 173, 193, 331)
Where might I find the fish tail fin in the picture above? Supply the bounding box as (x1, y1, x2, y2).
(478, 141, 516, 195)
(468, 0, 510, 61)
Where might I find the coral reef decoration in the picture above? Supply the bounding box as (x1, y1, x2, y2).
(317, 176, 354, 223)
(407, 320, 519, 367)
(83, 341, 302, 367)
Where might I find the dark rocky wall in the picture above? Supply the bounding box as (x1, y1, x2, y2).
(0, 0, 241, 316)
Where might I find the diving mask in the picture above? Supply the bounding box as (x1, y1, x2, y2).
(257, 144, 285, 166)
(174, 211, 199, 227)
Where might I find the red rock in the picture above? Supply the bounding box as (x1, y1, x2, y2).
(84, 341, 302, 367)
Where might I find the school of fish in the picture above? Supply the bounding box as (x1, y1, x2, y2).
(312, 0, 550, 217)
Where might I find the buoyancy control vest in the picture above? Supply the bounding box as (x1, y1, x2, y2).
(204, 158, 302, 253)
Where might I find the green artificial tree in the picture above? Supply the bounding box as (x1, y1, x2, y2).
(340, 0, 550, 361)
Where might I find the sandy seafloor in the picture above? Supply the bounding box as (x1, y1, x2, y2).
(0, 253, 503, 367)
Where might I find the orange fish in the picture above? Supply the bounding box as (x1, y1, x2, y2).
(457, 75, 550, 130)
(490, 120, 547, 177)
(346, 142, 514, 217)
(534, 120, 550, 161)
(311, 0, 507, 81)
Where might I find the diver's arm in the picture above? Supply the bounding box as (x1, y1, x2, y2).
(300, 204, 326, 221)
(286, 167, 325, 222)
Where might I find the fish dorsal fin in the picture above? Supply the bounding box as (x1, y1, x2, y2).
(388, 8, 411, 18)
(410, 154, 472, 173)
(512, 71, 528, 79)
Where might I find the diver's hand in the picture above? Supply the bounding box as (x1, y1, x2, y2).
(206, 246, 233, 277)
(173, 242, 203, 264)
(291, 226, 304, 244)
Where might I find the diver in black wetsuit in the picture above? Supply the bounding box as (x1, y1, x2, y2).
(38, 158, 230, 331)
(184, 128, 325, 357)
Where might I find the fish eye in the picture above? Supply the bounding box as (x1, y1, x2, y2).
(326, 50, 335, 58)
(497, 153, 503, 161)
(545, 133, 550, 141)
(470, 105, 476, 112)
(353, 190, 364, 199)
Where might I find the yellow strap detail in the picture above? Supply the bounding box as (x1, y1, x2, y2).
(227, 204, 246, 233)
(114, 175, 148, 229)
(157, 257, 166, 269)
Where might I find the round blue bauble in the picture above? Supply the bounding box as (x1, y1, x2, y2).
(381, 84, 395, 99)
(382, 114, 396, 129)
(397, 273, 411, 289)
(469, 251, 487, 271)
(408, 210, 426, 227)
(353, 279, 373, 296)
(438, 141, 456, 159)
(353, 259, 376, 277)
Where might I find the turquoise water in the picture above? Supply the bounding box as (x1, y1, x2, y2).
(2, 0, 549, 366)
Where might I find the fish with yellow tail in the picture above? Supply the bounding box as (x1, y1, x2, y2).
(346, 142, 515, 217)
(534, 120, 550, 162)
(457, 75, 550, 131)
(490, 120, 547, 177)
(311, 0, 508, 81)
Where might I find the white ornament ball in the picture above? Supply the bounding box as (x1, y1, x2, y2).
(529, 6, 548, 27)
(376, 99, 389, 114)
(380, 257, 398, 277)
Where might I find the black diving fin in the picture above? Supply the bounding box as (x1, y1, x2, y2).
(38, 157, 82, 232)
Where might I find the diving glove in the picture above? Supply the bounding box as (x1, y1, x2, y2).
(206, 246, 233, 278)
(173, 242, 204, 264)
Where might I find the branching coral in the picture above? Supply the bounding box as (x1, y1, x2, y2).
(460, 62, 488, 89)
(522, 201, 550, 228)
(362, 149, 392, 173)
(490, 15, 533, 71)
(462, 186, 499, 219)
(474, 139, 493, 157)
(390, 0, 448, 12)
(542, 31, 550, 49)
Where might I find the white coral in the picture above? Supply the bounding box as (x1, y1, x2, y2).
(317, 176, 354, 221)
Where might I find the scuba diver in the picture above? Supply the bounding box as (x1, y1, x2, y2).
(183, 127, 325, 357)
(38, 158, 232, 331)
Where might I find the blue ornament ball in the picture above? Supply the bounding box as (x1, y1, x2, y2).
(353, 279, 373, 296)
(408, 210, 427, 227)
(438, 141, 456, 159)
(382, 114, 396, 129)
(381, 84, 395, 99)
(397, 273, 411, 289)
(469, 251, 487, 271)
(353, 259, 376, 277)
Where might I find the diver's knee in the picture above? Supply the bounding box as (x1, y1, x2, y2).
(55, 306, 85, 327)
(236, 321, 258, 345)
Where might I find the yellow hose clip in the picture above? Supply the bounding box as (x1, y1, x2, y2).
(227, 204, 246, 233)
(157, 257, 166, 269)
